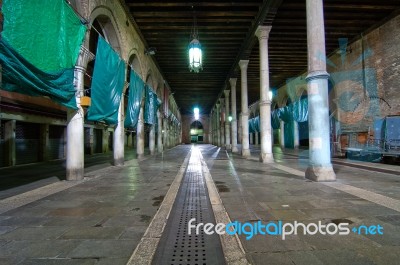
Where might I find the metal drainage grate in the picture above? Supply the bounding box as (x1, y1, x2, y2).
(152, 149, 225, 265)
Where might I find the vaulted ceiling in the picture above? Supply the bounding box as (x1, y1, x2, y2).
(123, 0, 400, 115)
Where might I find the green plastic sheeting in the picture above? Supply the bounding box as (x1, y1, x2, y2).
(284, 121, 295, 148)
(0, 39, 78, 109)
(0, 0, 86, 109)
(144, 85, 161, 125)
(292, 98, 308, 122)
(271, 110, 280, 130)
(2, 0, 86, 72)
(125, 70, 145, 129)
(248, 116, 260, 133)
(87, 37, 125, 125)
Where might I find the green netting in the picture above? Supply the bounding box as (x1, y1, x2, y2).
(144, 85, 161, 125)
(2, 0, 86, 72)
(87, 37, 125, 125)
(0, 38, 77, 109)
(125, 70, 145, 128)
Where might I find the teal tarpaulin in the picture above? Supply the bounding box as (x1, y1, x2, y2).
(144, 85, 161, 125)
(248, 116, 260, 133)
(87, 37, 125, 125)
(125, 70, 145, 128)
(1, 0, 86, 109)
(271, 110, 280, 130)
(292, 98, 308, 122)
(0, 39, 78, 109)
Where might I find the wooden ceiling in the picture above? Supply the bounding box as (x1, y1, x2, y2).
(124, 0, 400, 115)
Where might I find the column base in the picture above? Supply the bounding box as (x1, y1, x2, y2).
(137, 153, 144, 159)
(260, 153, 274, 163)
(305, 165, 336, 182)
(226, 144, 231, 151)
(242, 149, 250, 157)
(232, 146, 239, 153)
(113, 158, 124, 166)
(66, 168, 84, 181)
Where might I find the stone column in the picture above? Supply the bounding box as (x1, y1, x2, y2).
(229, 78, 238, 153)
(216, 103, 221, 146)
(137, 102, 145, 158)
(127, 133, 132, 148)
(280, 121, 285, 149)
(256, 26, 274, 163)
(163, 117, 168, 150)
(66, 45, 93, 180)
(223, 90, 231, 150)
(306, 0, 336, 181)
(149, 124, 156, 155)
(239, 60, 250, 157)
(114, 82, 128, 166)
(5, 120, 16, 166)
(157, 110, 163, 152)
(294, 121, 299, 149)
(209, 112, 213, 144)
(249, 133, 254, 145)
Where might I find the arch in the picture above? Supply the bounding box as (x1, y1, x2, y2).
(190, 120, 204, 143)
(89, 6, 122, 53)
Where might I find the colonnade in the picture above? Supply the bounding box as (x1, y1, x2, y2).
(209, 0, 335, 181)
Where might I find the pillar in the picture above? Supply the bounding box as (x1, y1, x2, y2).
(157, 110, 163, 153)
(305, 0, 336, 181)
(229, 78, 238, 153)
(239, 60, 250, 157)
(280, 121, 285, 149)
(209, 112, 213, 144)
(113, 83, 127, 166)
(40, 124, 49, 161)
(149, 125, 156, 155)
(224, 90, 231, 150)
(5, 120, 16, 166)
(127, 133, 132, 148)
(238, 114, 242, 144)
(137, 103, 145, 158)
(216, 103, 221, 146)
(219, 99, 225, 147)
(255, 26, 274, 163)
(66, 45, 93, 180)
(294, 121, 299, 149)
(163, 117, 168, 150)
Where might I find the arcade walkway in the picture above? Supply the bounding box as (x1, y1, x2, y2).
(0, 145, 399, 265)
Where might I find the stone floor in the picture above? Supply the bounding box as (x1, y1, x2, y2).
(0, 144, 400, 265)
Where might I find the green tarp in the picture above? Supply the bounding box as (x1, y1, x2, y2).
(2, 0, 86, 72)
(0, 39, 77, 109)
(87, 37, 125, 125)
(284, 121, 295, 148)
(144, 85, 161, 125)
(125, 70, 145, 129)
(1, 0, 86, 109)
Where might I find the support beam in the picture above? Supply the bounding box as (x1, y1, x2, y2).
(255, 25, 274, 163)
(149, 125, 156, 155)
(229, 78, 238, 153)
(239, 60, 250, 157)
(305, 0, 336, 181)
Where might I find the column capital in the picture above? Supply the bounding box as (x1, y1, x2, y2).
(76, 45, 95, 69)
(238, 60, 249, 71)
(255, 25, 272, 40)
(229, 78, 237, 88)
(224, 90, 230, 97)
(306, 70, 330, 81)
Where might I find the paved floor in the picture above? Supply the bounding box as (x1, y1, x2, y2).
(1, 144, 400, 265)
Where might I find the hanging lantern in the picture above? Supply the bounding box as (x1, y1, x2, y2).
(188, 38, 202, 73)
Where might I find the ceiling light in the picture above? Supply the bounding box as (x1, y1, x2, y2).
(188, 9, 203, 73)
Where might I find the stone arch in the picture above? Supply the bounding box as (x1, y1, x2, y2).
(89, 6, 122, 53)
